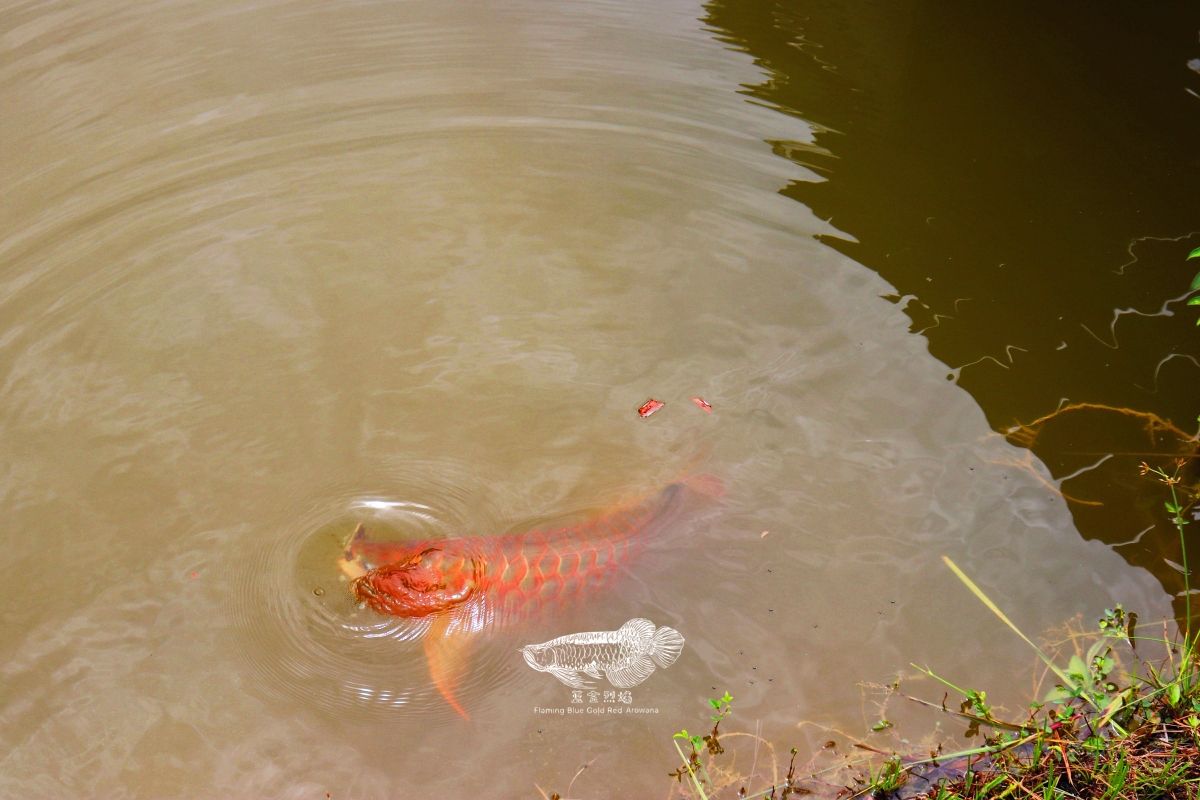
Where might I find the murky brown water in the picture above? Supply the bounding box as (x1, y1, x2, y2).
(0, 1, 1181, 797)
(715, 1, 1200, 616)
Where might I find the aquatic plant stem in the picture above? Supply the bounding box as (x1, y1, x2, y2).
(1168, 476, 1195, 696)
(1171, 480, 1192, 644)
(672, 739, 710, 800)
(941, 557, 1079, 702)
(1145, 460, 1195, 692)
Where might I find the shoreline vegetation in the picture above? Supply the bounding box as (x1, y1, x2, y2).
(627, 253, 1200, 800)
(657, 466, 1199, 799)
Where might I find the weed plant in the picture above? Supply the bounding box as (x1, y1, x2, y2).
(664, 456, 1199, 800)
(852, 452, 1200, 799)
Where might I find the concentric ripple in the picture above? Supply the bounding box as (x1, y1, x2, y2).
(232, 459, 520, 723)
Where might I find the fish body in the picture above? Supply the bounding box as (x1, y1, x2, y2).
(346, 482, 691, 622)
(340, 477, 718, 717)
(520, 617, 685, 689)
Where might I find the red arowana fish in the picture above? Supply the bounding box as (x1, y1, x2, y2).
(338, 476, 720, 718)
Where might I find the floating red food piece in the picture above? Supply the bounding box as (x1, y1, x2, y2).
(691, 396, 712, 413)
(637, 398, 665, 417)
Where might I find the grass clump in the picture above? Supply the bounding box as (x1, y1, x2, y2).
(664, 453, 1200, 800)
(856, 455, 1200, 800)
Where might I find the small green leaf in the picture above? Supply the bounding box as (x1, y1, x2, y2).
(1188, 246, 1200, 260)
(871, 719, 893, 731)
(1192, 270, 1200, 290)
(1188, 296, 1200, 305)
(1168, 682, 1182, 707)
(1044, 685, 1072, 704)
(1067, 654, 1088, 684)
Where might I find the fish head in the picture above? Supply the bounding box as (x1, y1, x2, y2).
(351, 544, 480, 617)
(520, 643, 556, 672)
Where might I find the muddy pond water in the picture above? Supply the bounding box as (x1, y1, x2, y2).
(0, 1, 1193, 797)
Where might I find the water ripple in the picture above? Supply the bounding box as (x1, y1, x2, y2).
(230, 457, 537, 725)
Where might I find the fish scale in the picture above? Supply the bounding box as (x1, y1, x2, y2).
(554, 640, 628, 669)
(350, 484, 685, 619)
(479, 500, 653, 617)
(520, 618, 686, 689)
(343, 478, 717, 716)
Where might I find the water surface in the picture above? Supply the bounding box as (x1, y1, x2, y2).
(707, 0, 1200, 611)
(0, 1, 1178, 796)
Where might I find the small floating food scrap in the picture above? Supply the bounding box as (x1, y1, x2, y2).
(690, 396, 712, 414)
(637, 398, 664, 417)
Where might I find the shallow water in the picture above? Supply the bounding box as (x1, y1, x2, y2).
(0, 1, 1180, 797)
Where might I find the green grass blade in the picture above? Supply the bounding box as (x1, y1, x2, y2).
(942, 556, 1077, 692)
(672, 739, 709, 800)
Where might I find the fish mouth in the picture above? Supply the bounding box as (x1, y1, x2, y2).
(351, 553, 481, 617)
(519, 645, 545, 671)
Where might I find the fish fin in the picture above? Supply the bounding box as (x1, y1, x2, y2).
(549, 667, 588, 689)
(606, 655, 655, 688)
(424, 613, 472, 720)
(337, 553, 368, 580)
(344, 522, 367, 559)
(337, 523, 372, 580)
(618, 618, 656, 648)
(649, 625, 685, 668)
(582, 665, 602, 680)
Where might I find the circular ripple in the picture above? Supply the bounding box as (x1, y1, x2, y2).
(232, 458, 523, 724)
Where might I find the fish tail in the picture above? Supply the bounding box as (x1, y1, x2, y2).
(648, 625, 685, 669)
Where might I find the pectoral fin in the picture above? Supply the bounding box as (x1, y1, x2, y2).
(605, 654, 655, 689)
(337, 524, 370, 580)
(549, 667, 588, 689)
(424, 613, 473, 719)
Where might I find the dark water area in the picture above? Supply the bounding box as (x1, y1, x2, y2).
(706, 0, 1200, 611)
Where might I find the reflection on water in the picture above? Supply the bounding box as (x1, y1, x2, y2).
(704, 0, 1200, 612)
(0, 0, 1178, 796)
